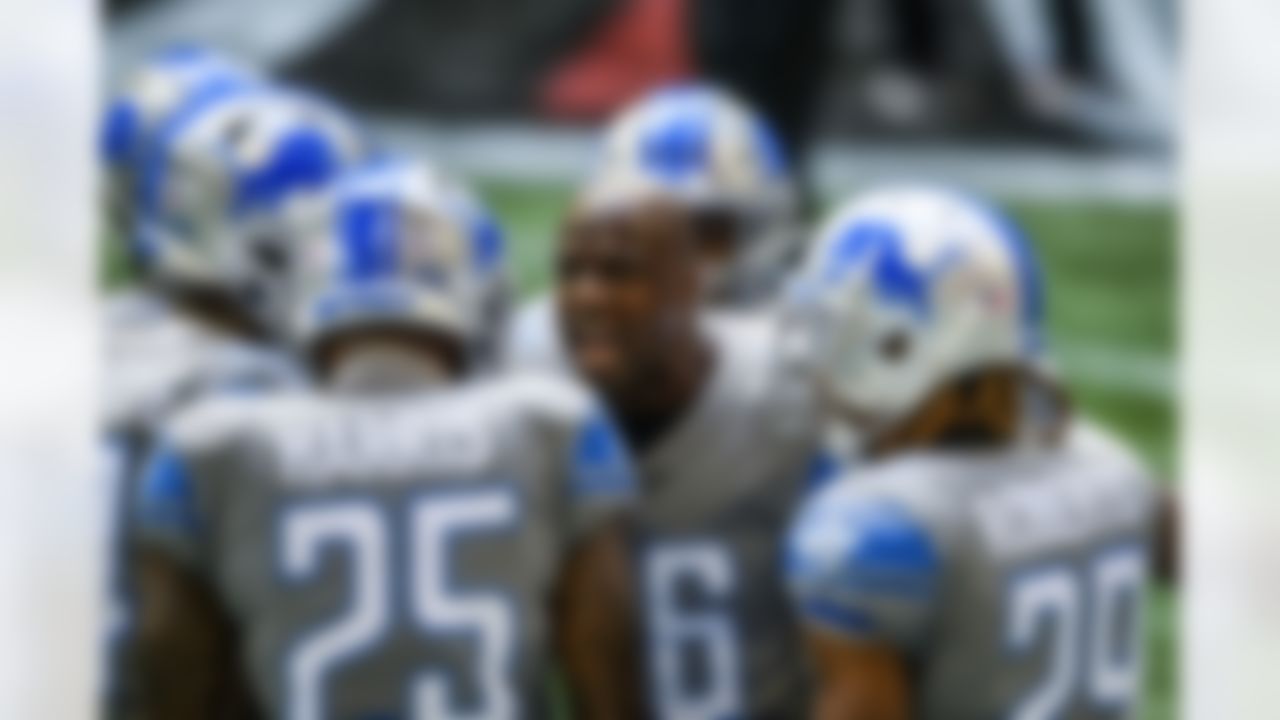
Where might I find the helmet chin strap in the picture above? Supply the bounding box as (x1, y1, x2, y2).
(328, 342, 452, 395)
(856, 366, 1071, 458)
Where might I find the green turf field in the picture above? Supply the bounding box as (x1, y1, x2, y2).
(477, 181, 1179, 720)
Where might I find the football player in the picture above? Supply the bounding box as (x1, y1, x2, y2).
(101, 85, 364, 715)
(131, 160, 640, 720)
(104, 82, 367, 479)
(783, 187, 1159, 720)
(504, 82, 799, 372)
(101, 45, 260, 328)
(556, 176, 824, 718)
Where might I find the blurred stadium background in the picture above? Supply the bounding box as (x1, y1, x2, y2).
(105, 0, 1177, 717)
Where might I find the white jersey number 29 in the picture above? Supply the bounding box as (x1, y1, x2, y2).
(280, 488, 517, 720)
(644, 541, 745, 720)
(1006, 544, 1147, 720)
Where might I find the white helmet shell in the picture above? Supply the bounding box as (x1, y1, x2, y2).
(291, 158, 489, 362)
(788, 185, 1046, 426)
(595, 83, 798, 302)
(140, 88, 366, 331)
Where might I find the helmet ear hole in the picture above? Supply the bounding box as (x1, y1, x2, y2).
(249, 233, 289, 274)
(880, 328, 911, 364)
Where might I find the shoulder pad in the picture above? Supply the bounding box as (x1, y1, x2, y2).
(502, 294, 567, 372)
(495, 371, 595, 422)
(484, 373, 634, 502)
(786, 479, 941, 643)
(196, 341, 302, 397)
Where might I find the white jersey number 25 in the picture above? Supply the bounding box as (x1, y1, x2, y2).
(280, 488, 518, 720)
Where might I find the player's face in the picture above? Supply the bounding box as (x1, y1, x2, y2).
(557, 205, 696, 396)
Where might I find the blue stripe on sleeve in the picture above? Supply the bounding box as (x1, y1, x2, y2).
(570, 411, 636, 501)
(137, 445, 202, 536)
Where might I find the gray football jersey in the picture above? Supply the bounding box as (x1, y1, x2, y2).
(103, 286, 172, 335)
(501, 293, 569, 374)
(787, 420, 1158, 720)
(102, 291, 299, 436)
(100, 289, 298, 715)
(634, 313, 825, 720)
(136, 373, 635, 720)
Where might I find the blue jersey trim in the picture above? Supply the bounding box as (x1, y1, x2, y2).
(569, 411, 636, 501)
(788, 496, 941, 603)
(803, 450, 841, 494)
(137, 444, 201, 536)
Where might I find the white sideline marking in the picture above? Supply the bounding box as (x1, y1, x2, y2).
(1057, 343, 1175, 400)
(366, 117, 1173, 205)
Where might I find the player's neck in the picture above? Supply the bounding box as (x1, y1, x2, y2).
(612, 329, 715, 452)
(326, 344, 453, 396)
(868, 367, 1058, 459)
